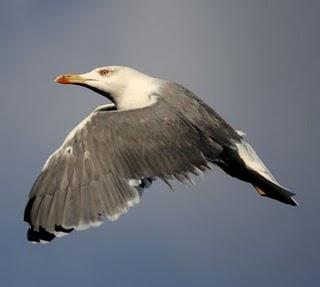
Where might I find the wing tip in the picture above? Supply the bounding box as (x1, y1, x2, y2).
(287, 195, 299, 206)
(254, 185, 299, 206)
(26, 225, 74, 244)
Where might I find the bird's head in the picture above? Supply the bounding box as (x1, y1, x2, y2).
(54, 66, 158, 107)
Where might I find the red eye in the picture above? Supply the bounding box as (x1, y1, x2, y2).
(99, 69, 110, 76)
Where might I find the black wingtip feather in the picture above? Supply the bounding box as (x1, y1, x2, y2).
(25, 196, 74, 243)
(24, 197, 35, 223)
(27, 227, 55, 243)
(27, 225, 74, 244)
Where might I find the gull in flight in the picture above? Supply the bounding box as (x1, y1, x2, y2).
(24, 66, 298, 243)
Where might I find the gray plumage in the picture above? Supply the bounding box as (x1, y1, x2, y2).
(24, 66, 297, 243)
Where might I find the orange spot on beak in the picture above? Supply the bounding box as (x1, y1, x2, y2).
(54, 75, 70, 84)
(54, 74, 86, 85)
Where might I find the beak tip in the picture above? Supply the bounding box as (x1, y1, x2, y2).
(54, 75, 69, 84)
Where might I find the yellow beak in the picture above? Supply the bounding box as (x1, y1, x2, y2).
(54, 74, 87, 85)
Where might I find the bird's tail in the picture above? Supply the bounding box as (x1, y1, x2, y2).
(235, 140, 298, 206)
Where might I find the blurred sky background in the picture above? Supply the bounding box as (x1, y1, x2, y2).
(1, 1, 319, 286)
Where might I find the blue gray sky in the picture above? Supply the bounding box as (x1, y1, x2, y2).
(1, 1, 319, 286)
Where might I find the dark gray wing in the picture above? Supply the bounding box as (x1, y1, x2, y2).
(24, 88, 239, 243)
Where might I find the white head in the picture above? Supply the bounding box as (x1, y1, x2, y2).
(55, 66, 161, 110)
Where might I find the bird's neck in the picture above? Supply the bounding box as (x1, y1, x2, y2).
(114, 77, 162, 110)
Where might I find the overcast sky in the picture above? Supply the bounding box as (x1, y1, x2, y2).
(1, 1, 319, 286)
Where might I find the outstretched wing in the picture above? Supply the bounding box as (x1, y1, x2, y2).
(24, 92, 232, 243)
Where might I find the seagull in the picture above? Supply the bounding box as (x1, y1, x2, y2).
(24, 66, 298, 243)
